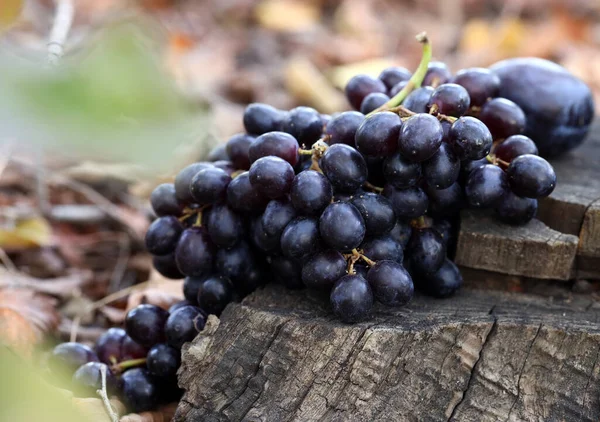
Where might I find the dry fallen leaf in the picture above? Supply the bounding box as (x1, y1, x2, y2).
(0, 216, 52, 250)
(0, 268, 90, 299)
(120, 402, 178, 422)
(126, 276, 183, 314)
(255, 0, 320, 32)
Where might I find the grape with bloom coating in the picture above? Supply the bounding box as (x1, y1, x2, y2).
(48, 342, 99, 378)
(261, 198, 297, 238)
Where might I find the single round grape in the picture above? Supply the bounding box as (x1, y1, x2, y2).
(367, 260, 414, 306)
(379, 66, 412, 91)
(382, 152, 422, 188)
(398, 113, 443, 162)
(325, 111, 365, 146)
(95, 328, 126, 365)
(262, 199, 297, 238)
(382, 185, 429, 219)
(122, 336, 148, 361)
(319, 203, 366, 252)
(48, 342, 99, 378)
(168, 300, 194, 314)
(360, 92, 390, 114)
(175, 228, 214, 277)
(452, 67, 500, 106)
(121, 368, 159, 413)
(269, 255, 304, 289)
(459, 157, 489, 185)
(243, 103, 285, 135)
(425, 182, 464, 217)
(249, 156, 295, 199)
(506, 154, 556, 198)
(207, 144, 229, 162)
(174, 162, 213, 203)
(190, 167, 231, 205)
(147, 344, 180, 378)
(165, 305, 206, 349)
(320, 144, 368, 193)
(72, 362, 117, 397)
(249, 131, 299, 166)
(478, 98, 526, 140)
(360, 235, 403, 263)
(226, 172, 269, 213)
(345, 74, 387, 110)
(280, 217, 321, 260)
(150, 183, 183, 217)
(419, 258, 462, 298)
(152, 253, 184, 279)
(465, 164, 509, 208)
(225, 133, 255, 170)
(423, 61, 451, 87)
(330, 274, 373, 323)
(183, 276, 205, 304)
(301, 250, 347, 290)
(407, 228, 446, 275)
(389, 80, 409, 97)
(205, 204, 244, 248)
(215, 241, 257, 283)
(350, 192, 396, 236)
(145, 216, 183, 256)
(403, 86, 434, 113)
(389, 219, 412, 248)
(125, 304, 169, 347)
(251, 217, 280, 253)
(495, 190, 538, 225)
(355, 111, 401, 157)
(448, 116, 493, 160)
(282, 106, 323, 147)
(494, 135, 539, 164)
(427, 83, 470, 117)
(290, 170, 333, 216)
(197, 275, 234, 316)
(423, 142, 459, 189)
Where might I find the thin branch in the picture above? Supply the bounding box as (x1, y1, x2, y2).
(109, 234, 130, 293)
(69, 314, 80, 342)
(0, 248, 17, 273)
(47, 0, 75, 65)
(96, 365, 119, 422)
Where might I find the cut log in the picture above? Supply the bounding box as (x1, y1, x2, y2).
(175, 285, 600, 422)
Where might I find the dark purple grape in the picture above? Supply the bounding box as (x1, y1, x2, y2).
(382, 152, 422, 188)
(225, 133, 255, 170)
(205, 204, 244, 248)
(432, 219, 454, 248)
(212, 160, 235, 176)
(282, 106, 323, 147)
(250, 216, 279, 253)
(249, 132, 299, 166)
(425, 182, 464, 217)
(379, 66, 411, 90)
(465, 164, 509, 208)
(319, 202, 366, 252)
(367, 260, 413, 306)
(280, 217, 321, 260)
(226, 172, 268, 213)
(360, 92, 390, 114)
(427, 83, 470, 117)
(207, 144, 229, 162)
(320, 113, 331, 128)
(48, 342, 99, 377)
(237, 264, 266, 296)
(325, 111, 365, 146)
(320, 144, 368, 193)
(152, 253, 184, 279)
(407, 228, 446, 275)
(150, 183, 183, 217)
(72, 362, 117, 397)
(168, 300, 194, 314)
(330, 274, 373, 323)
(389, 80, 409, 97)
(448, 116, 493, 160)
(345, 74, 387, 110)
(478, 98, 526, 140)
(261, 199, 297, 238)
(174, 163, 213, 203)
(389, 219, 412, 248)
(494, 135, 538, 164)
(495, 190, 538, 225)
(183, 276, 204, 304)
(145, 216, 183, 256)
(419, 258, 462, 298)
(398, 113, 443, 162)
(383, 185, 429, 219)
(422, 142, 460, 189)
(459, 157, 488, 185)
(147, 344, 180, 378)
(301, 250, 347, 290)
(350, 192, 396, 236)
(269, 255, 304, 289)
(452, 67, 500, 107)
(506, 154, 556, 198)
(215, 241, 257, 283)
(122, 336, 148, 361)
(423, 61, 451, 87)
(125, 304, 169, 347)
(190, 167, 231, 205)
(249, 156, 295, 199)
(290, 170, 333, 216)
(403, 86, 434, 113)
(197, 275, 234, 316)
(243, 103, 285, 135)
(355, 111, 401, 157)
(165, 305, 206, 349)
(360, 235, 403, 263)
(95, 328, 126, 365)
(121, 368, 159, 413)
(175, 228, 214, 277)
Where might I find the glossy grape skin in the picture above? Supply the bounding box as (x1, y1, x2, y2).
(448, 117, 493, 160)
(506, 154, 556, 198)
(215, 241, 257, 283)
(175, 228, 214, 277)
(382, 152, 422, 188)
(383, 185, 429, 219)
(350, 192, 396, 236)
(423, 61, 451, 87)
(48, 342, 99, 378)
(205, 204, 244, 248)
(495, 191, 538, 225)
(427, 83, 470, 117)
(389, 219, 412, 248)
(121, 368, 159, 413)
(390, 80, 409, 97)
(213, 160, 235, 176)
(152, 253, 184, 279)
(360, 93, 390, 114)
(459, 157, 488, 185)
(243, 103, 285, 135)
(320, 144, 368, 193)
(290, 170, 333, 215)
(452, 68, 500, 107)
(226, 172, 269, 213)
(491, 57, 595, 157)
(249, 156, 295, 199)
(319, 203, 366, 252)
(422, 143, 460, 189)
(174, 162, 213, 204)
(207, 144, 229, 162)
(494, 135, 538, 165)
(147, 344, 180, 378)
(355, 111, 401, 157)
(345, 74, 387, 110)
(419, 258, 462, 298)
(407, 228, 446, 275)
(169, 300, 194, 314)
(367, 261, 414, 306)
(379, 66, 412, 91)
(125, 304, 169, 347)
(251, 217, 280, 253)
(425, 182, 465, 218)
(189, 167, 231, 205)
(330, 274, 374, 323)
(398, 113, 443, 162)
(360, 235, 403, 263)
(465, 164, 509, 208)
(145, 216, 183, 256)
(269, 255, 304, 289)
(478, 98, 526, 140)
(165, 305, 206, 349)
(249, 131, 299, 166)
(197, 275, 234, 316)
(261, 199, 297, 238)
(72, 362, 117, 397)
(183, 276, 204, 304)
(402, 86, 434, 113)
(301, 250, 347, 290)
(95, 328, 127, 365)
(150, 183, 183, 217)
(283, 106, 323, 147)
(225, 133, 255, 170)
(280, 217, 321, 260)
(325, 111, 365, 146)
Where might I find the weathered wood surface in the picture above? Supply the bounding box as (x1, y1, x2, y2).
(175, 285, 600, 422)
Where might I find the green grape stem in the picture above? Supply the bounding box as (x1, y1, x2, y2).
(112, 358, 147, 374)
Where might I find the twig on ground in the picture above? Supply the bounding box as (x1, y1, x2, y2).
(97, 364, 119, 422)
(70, 314, 80, 342)
(47, 0, 75, 65)
(0, 249, 17, 273)
(109, 234, 131, 293)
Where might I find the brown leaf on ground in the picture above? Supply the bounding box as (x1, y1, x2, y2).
(0, 268, 91, 299)
(126, 276, 184, 314)
(0, 216, 53, 251)
(120, 402, 178, 422)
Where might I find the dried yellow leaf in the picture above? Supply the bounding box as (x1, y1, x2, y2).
(0, 217, 52, 250)
(255, 0, 319, 32)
